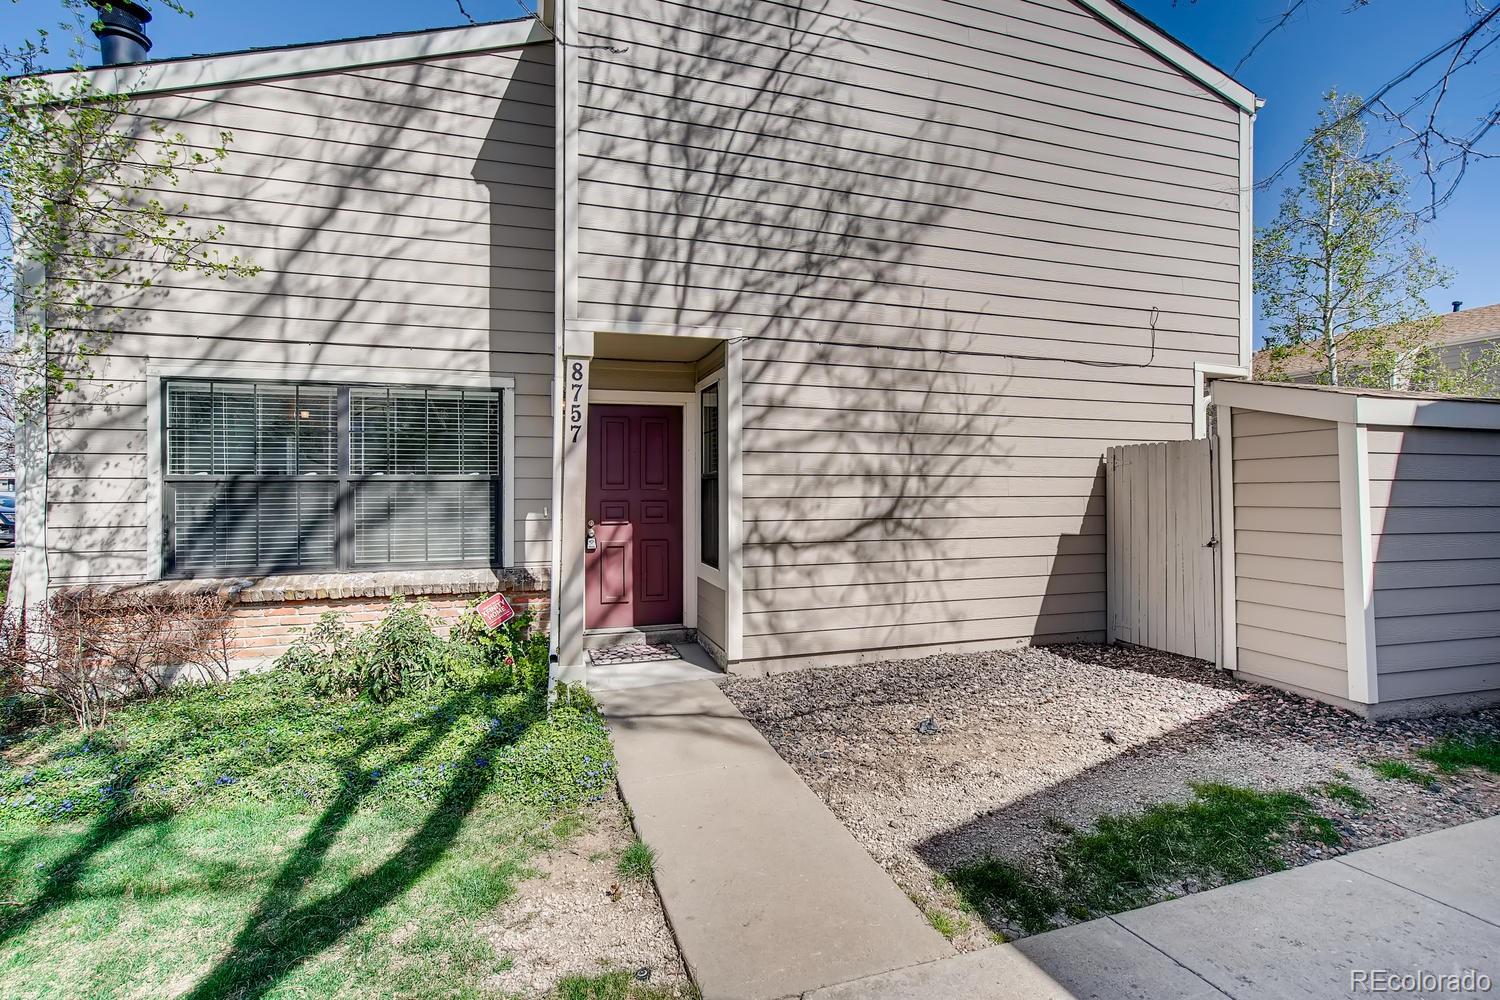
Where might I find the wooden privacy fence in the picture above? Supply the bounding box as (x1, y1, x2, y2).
(1105, 438, 1221, 663)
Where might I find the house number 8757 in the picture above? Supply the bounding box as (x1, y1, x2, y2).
(568, 361, 585, 443)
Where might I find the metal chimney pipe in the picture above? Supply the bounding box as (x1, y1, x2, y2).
(1453, 301, 1463, 313)
(91, 1, 153, 66)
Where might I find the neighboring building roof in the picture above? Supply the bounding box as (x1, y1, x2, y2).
(1253, 302, 1500, 379)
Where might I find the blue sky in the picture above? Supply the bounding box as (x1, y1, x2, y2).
(6, 0, 1497, 343)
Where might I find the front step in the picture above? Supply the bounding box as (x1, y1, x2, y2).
(583, 626, 696, 651)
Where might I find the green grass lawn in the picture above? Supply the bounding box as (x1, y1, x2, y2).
(0, 558, 11, 607)
(0, 670, 629, 999)
(944, 784, 1339, 935)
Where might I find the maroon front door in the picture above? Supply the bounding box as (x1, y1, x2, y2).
(585, 405, 684, 629)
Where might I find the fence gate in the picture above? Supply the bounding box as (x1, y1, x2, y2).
(1105, 438, 1221, 663)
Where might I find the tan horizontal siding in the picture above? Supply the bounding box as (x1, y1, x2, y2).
(576, 0, 1243, 665)
(698, 580, 727, 650)
(1368, 425, 1500, 698)
(1232, 410, 1346, 697)
(46, 45, 556, 588)
(742, 552, 1101, 591)
(748, 571, 1103, 614)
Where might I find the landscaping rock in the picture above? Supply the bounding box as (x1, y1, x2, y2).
(722, 644, 1500, 952)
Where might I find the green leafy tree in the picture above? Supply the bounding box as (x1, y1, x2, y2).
(1254, 91, 1488, 392)
(2, 1, 259, 434)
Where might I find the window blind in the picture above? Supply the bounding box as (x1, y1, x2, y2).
(163, 379, 502, 577)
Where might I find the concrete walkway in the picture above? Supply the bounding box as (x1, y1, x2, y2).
(808, 815, 1500, 1000)
(595, 671, 952, 1000)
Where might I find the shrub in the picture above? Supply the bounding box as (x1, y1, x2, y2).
(450, 604, 550, 694)
(278, 596, 551, 704)
(279, 598, 461, 704)
(0, 588, 235, 730)
(552, 681, 598, 714)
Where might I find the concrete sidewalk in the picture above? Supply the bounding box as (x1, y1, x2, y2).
(808, 815, 1500, 1000)
(596, 675, 952, 1000)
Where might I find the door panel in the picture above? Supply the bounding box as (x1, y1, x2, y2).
(585, 404, 684, 628)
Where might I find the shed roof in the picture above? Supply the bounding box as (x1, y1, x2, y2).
(1212, 379, 1500, 431)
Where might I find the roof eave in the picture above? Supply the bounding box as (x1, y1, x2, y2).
(1076, 0, 1259, 113)
(32, 17, 547, 99)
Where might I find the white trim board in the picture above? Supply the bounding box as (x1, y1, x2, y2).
(1237, 107, 1255, 371)
(144, 360, 514, 392)
(1338, 421, 1379, 704)
(1212, 379, 1500, 430)
(1215, 404, 1236, 671)
(1075, 0, 1258, 112)
(34, 19, 548, 99)
(1193, 362, 1249, 439)
(587, 389, 701, 632)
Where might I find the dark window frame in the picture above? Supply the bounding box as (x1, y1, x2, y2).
(161, 377, 505, 579)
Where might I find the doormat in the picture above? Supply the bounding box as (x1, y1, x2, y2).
(588, 642, 679, 666)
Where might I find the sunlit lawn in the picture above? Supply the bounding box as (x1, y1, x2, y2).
(0, 671, 632, 999)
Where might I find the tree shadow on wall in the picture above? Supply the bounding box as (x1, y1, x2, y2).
(573, 0, 1111, 658)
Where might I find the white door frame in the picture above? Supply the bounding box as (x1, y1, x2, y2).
(586, 389, 699, 631)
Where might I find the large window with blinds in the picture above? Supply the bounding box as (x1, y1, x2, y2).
(163, 379, 503, 577)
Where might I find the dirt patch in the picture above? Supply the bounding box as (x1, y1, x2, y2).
(483, 787, 689, 996)
(721, 644, 1500, 948)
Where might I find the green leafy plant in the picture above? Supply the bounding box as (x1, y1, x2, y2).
(4, 3, 259, 442)
(552, 681, 599, 714)
(1368, 758, 1434, 786)
(451, 602, 550, 693)
(1317, 781, 1372, 811)
(1418, 735, 1500, 775)
(618, 837, 656, 880)
(278, 598, 450, 704)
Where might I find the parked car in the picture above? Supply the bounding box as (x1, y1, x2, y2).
(0, 493, 15, 546)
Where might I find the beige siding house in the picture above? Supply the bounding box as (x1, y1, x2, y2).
(1215, 380, 1500, 717)
(14, 1, 1259, 679)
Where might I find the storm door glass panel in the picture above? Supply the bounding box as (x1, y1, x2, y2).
(700, 383, 720, 570)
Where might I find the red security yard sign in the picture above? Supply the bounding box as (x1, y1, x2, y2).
(476, 593, 516, 629)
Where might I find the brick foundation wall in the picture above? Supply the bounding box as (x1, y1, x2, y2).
(226, 591, 551, 664)
(49, 567, 552, 678)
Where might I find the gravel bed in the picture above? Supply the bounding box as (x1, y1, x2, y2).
(721, 644, 1500, 948)
(483, 786, 689, 996)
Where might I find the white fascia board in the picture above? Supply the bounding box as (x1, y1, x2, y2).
(1074, 0, 1258, 112)
(1211, 380, 1357, 424)
(1354, 395, 1500, 431)
(35, 19, 547, 99)
(1213, 379, 1500, 430)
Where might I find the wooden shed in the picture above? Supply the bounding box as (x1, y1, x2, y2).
(1212, 380, 1500, 718)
